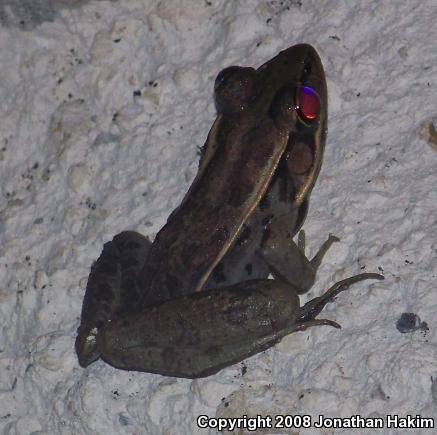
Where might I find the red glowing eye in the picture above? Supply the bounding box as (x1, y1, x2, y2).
(298, 86, 320, 121)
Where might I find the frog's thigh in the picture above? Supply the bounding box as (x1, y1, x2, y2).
(75, 231, 151, 367)
(98, 279, 301, 378)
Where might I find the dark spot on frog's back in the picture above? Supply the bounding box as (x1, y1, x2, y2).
(258, 195, 270, 210)
(236, 224, 251, 246)
(262, 214, 274, 227)
(215, 224, 230, 243)
(211, 261, 226, 284)
(181, 224, 230, 276)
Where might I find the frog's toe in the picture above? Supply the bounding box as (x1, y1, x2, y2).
(298, 272, 384, 322)
(295, 318, 341, 331)
(76, 326, 100, 367)
(327, 233, 340, 243)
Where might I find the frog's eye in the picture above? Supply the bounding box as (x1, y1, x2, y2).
(214, 66, 256, 114)
(296, 85, 321, 123)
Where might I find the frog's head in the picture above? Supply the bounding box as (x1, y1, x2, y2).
(213, 44, 327, 208)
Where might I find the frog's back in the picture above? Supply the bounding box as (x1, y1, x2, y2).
(138, 113, 289, 305)
(138, 44, 327, 305)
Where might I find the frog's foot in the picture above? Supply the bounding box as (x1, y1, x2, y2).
(298, 272, 384, 324)
(75, 231, 151, 367)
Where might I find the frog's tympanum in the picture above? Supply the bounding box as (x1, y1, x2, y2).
(76, 44, 384, 378)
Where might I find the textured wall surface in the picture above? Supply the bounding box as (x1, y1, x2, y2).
(0, 1, 436, 434)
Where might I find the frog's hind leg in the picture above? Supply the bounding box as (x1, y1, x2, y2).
(298, 273, 384, 325)
(75, 231, 151, 367)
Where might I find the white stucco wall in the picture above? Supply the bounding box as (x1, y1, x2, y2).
(0, 1, 436, 434)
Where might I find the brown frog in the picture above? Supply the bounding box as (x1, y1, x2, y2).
(76, 44, 384, 378)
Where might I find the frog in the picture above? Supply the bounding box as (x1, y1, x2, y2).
(75, 44, 384, 378)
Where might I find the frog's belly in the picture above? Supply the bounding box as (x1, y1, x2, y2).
(204, 231, 269, 289)
(204, 171, 299, 290)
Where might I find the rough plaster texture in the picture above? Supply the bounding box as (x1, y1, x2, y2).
(0, 1, 436, 434)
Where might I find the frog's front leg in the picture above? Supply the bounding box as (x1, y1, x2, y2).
(261, 213, 340, 294)
(261, 213, 384, 325)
